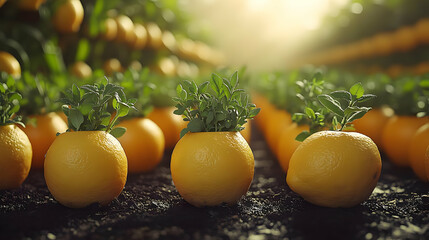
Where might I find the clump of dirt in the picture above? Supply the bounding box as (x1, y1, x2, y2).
(1, 128, 428, 240)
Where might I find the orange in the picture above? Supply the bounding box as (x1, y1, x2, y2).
(0, 0, 7, 8)
(0, 51, 21, 78)
(103, 58, 122, 76)
(381, 115, 428, 167)
(0, 124, 32, 189)
(372, 33, 395, 56)
(129, 60, 142, 71)
(147, 107, 186, 149)
(69, 61, 92, 78)
(44, 131, 127, 208)
(52, 0, 84, 33)
(162, 31, 176, 52)
(393, 26, 417, 52)
(155, 58, 176, 77)
(412, 62, 429, 75)
(353, 107, 392, 148)
(414, 18, 429, 44)
(251, 93, 274, 134)
(265, 109, 292, 154)
(130, 23, 148, 49)
(17, 0, 45, 10)
(146, 23, 163, 49)
(117, 118, 165, 173)
(277, 123, 309, 172)
(171, 132, 254, 207)
(287, 131, 381, 208)
(20, 112, 68, 169)
(115, 15, 134, 43)
(409, 123, 429, 182)
(240, 121, 252, 143)
(100, 18, 117, 41)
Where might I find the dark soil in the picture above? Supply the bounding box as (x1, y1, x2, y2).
(1, 128, 428, 240)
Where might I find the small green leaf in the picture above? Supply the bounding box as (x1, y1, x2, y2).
(347, 109, 371, 122)
(110, 127, 127, 138)
(350, 82, 364, 99)
(295, 131, 311, 142)
(317, 94, 344, 117)
(72, 84, 81, 103)
(211, 73, 223, 95)
(330, 90, 352, 101)
(187, 119, 204, 132)
(231, 71, 239, 88)
(357, 94, 376, 103)
(69, 109, 84, 130)
(179, 128, 190, 138)
(198, 81, 210, 94)
(249, 108, 260, 118)
(305, 107, 316, 119)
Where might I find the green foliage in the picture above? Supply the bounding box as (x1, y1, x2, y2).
(292, 73, 329, 142)
(173, 72, 260, 137)
(0, 73, 24, 127)
(16, 72, 64, 116)
(295, 82, 376, 142)
(59, 78, 136, 138)
(111, 68, 155, 118)
(386, 75, 426, 116)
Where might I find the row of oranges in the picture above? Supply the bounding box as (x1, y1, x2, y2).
(297, 18, 429, 67)
(252, 93, 429, 182)
(1, 0, 221, 79)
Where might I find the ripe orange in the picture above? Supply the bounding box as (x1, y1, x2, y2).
(409, 123, 429, 182)
(146, 23, 163, 49)
(353, 107, 392, 148)
(171, 132, 254, 207)
(117, 118, 165, 173)
(100, 18, 117, 41)
(130, 23, 148, 49)
(147, 107, 186, 149)
(251, 93, 274, 135)
(287, 131, 381, 208)
(0, 124, 32, 189)
(155, 58, 176, 77)
(162, 31, 176, 52)
(393, 26, 417, 52)
(103, 58, 122, 76)
(52, 0, 84, 33)
(44, 131, 127, 208)
(0, 51, 21, 78)
(277, 123, 309, 172)
(414, 18, 429, 44)
(115, 15, 134, 43)
(69, 61, 92, 78)
(372, 33, 395, 56)
(265, 109, 292, 154)
(240, 121, 252, 143)
(20, 112, 68, 169)
(381, 115, 428, 167)
(0, 0, 7, 8)
(17, 0, 45, 10)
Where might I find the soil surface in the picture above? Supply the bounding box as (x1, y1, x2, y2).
(1, 128, 428, 240)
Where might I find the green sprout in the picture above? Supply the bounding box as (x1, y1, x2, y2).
(173, 71, 260, 137)
(59, 77, 136, 138)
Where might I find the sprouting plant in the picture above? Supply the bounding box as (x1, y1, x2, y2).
(292, 73, 328, 140)
(173, 71, 260, 137)
(295, 82, 376, 141)
(59, 77, 136, 138)
(0, 73, 24, 127)
(111, 68, 155, 118)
